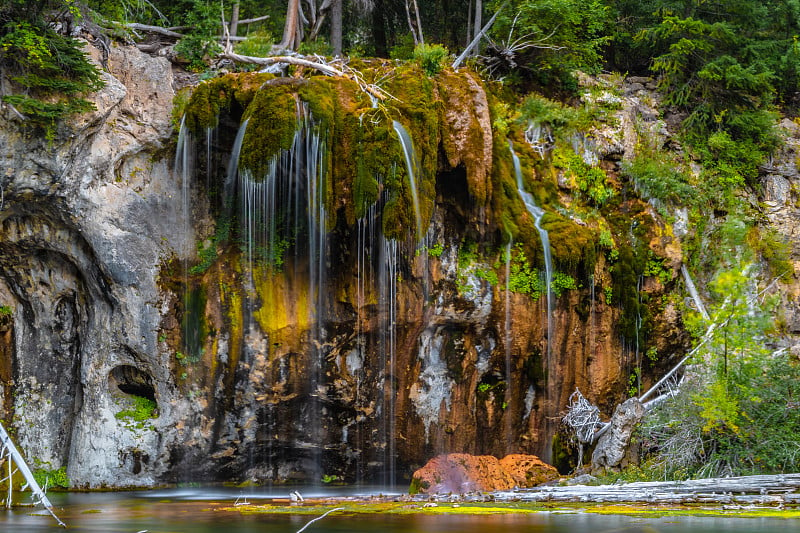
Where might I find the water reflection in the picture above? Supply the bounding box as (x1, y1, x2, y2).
(1, 489, 797, 533)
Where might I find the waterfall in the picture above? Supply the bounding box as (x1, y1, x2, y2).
(509, 142, 557, 462)
(175, 116, 201, 366)
(509, 143, 553, 361)
(393, 120, 430, 308)
(504, 238, 513, 452)
(234, 103, 328, 482)
(379, 235, 398, 487)
(392, 121, 424, 242)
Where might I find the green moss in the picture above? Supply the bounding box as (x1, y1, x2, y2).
(240, 84, 299, 175)
(115, 395, 157, 429)
(545, 215, 597, 273)
(381, 66, 441, 237)
(183, 73, 274, 133)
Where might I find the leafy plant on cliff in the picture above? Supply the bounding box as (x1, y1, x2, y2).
(637, 263, 794, 478)
(32, 466, 70, 489)
(412, 43, 449, 77)
(507, 243, 544, 299)
(553, 147, 615, 207)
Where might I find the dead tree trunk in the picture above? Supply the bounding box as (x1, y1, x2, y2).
(230, 0, 240, 38)
(472, 0, 482, 52)
(278, 0, 303, 50)
(330, 0, 343, 55)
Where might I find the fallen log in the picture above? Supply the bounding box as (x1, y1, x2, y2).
(493, 472, 800, 505)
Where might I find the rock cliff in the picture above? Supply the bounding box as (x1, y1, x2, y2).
(0, 43, 689, 487)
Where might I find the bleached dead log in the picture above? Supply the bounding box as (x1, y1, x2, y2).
(124, 22, 184, 39)
(494, 473, 800, 504)
(682, 264, 709, 320)
(122, 22, 247, 41)
(0, 423, 65, 527)
(591, 397, 645, 470)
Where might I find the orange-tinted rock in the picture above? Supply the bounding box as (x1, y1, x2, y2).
(410, 453, 558, 494)
(499, 454, 559, 487)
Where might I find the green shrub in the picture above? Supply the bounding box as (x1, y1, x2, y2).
(32, 466, 70, 489)
(412, 43, 449, 77)
(234, 30, 274, 58)
(553, 147, 615, 206)
(389, 33, 416, 60)
(621, 154, 693, 206)
(637, 264, 794, 479)
(427, 243, 444, 257)
(298, 38, 333, 56)
(173, 0, 224, 72)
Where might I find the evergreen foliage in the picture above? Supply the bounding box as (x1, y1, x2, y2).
(0, 0, 104, 139)
(488, 0, 612, 91)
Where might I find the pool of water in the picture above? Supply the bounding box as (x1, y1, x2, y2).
(2, 489, 799, 532)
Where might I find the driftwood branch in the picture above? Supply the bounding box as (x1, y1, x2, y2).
(122, 22, 249, 41)
(124, 22, 183, 39)
(296, 507, 344, 533)
(238, 15, 271, 25)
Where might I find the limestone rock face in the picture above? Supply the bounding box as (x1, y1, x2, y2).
(0, 43, 185, 488)
(411, 453, 558, 494)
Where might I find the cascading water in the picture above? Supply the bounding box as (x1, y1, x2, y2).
(393, 120, 430, 310)
(509, 142, 556, 462)
(378, 235, 398, 486)
(509, 143, 553, 359)
(354, 169, 400, 486)
(504, 238, 513, 451)
(392, 121, 424, 243)
(232, 102, 329, 482)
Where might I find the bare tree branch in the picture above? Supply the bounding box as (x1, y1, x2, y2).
(219, 51, 391, 101)
(452, 1, 508, 68)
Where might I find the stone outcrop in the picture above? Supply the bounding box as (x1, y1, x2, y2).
(410, 453, 558, 494)
(591, 397, 646, 472)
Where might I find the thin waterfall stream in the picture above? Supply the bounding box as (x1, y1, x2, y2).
(509, 143, 553, 360)
(509, 142, 556, 461)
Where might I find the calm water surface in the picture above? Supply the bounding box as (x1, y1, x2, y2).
(1, 488, 798, 532)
